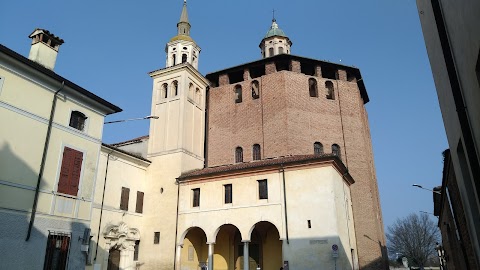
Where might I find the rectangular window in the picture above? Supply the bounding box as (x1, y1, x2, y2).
(133, 240, 140, 261)
(0, 76, 4, 95)
(188, 246, 194, 261)
(43, 231, 71, 270)
(192, 188, 200, 207)
(154, 232, 160, 244)
(120, 187, 130, 211)
(57, 147, 83, 196)
(224, 184, 232, 204)
(258, 179, 268, 199)
(135, 191, 144, 213)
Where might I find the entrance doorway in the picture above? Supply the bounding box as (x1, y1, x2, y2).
(107, 248, 120, 270)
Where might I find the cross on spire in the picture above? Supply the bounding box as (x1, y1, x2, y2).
(272, 9, 276, 22)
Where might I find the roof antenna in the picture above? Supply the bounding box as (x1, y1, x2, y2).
(272, 9, 276, 22)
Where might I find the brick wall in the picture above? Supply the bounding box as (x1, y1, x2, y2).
(206, 66, 387, 269)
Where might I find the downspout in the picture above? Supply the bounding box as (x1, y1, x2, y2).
(173, 179, 181, 270)
(336, 78, 349, 168)
(26, 81, 65, 241)
(94, 148, 114, 261)
(280, 165, 289, 244)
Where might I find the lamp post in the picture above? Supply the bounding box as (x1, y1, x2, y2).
(412, 184, 442, 195)
(104, 115, 159, 124)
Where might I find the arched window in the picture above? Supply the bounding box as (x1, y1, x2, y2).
(162, 83, 168, 99)
(171, 81, 178, 96)
(279, 47, 284, 54)
(188, 83, 194, 99)
(234, 85, 242, 103)
(251, 80, 260, 99)
(182, 54, 187, 63)
(269, 47, 274, 57)
(172, 54, 176, 66)
(195, 88, 201, 104)
(314, 142, 323, 155)
(309, 78, 318, 97)
(69, 111, 87, 131)
(332, 144, 341, 159)
(326, 81, 335, 100)
(235, 147, 243, 163)
(253, 144, 261, 160)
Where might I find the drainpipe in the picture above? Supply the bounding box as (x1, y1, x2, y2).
(280, 165, 289, 244)
(94, 148, 114, 261)
(26, 81, 65, 241)
(173, 179, 181, 270)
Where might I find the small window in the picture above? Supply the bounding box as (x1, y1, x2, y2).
(183, 47, 187, 50)
(135, 191, 144, 213)
(326, 81, 335, 100)
(120, 187, 130, 211)
(44, 232, 71, 269)
(188, 83, 194, 99)
(332, 144, 341, 159)
(69, 111, 87, 131)
(154, 232, 160, 244)
(253, 144, 261, 160)
(58, 147, 83, 196)
(251, 80, 260, 99)
(172, 81, 179, 97)
(308, 220, 311, 228)
(182, 54, 187, 63)
(309, 78, 318, 97)
(269, 47, 274, 57)
(258, 179, 268, 200)
(162, 83, 168, 99)
(195, 88, 201, 104)
(0, 76, 4, 94)
(235, 147, 243, 163)
(279, 47, 284, 54)
(172, 54, 176, 65)
(224, 184, 232, 204)
(134, 240, 140, 261)
(234, 85, 242, 103)
(314, 142, 323, 155)
(192, 188, 200, 207)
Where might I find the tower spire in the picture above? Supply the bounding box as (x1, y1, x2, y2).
(177, 0, 190, 36)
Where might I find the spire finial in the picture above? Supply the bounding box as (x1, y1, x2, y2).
(272, 9, 276, 22)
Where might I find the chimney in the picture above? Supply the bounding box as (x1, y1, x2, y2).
(28, 29, 64, 70)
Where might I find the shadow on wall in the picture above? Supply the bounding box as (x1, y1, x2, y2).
(0, 143, 107, 270)
(362, 234, 389, 270)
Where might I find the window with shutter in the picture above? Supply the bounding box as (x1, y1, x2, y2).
(120, 187, 130, 211)
(136, 191, 144, 213)
(57, 147, 83, 196)
(154, 232, 160, 244)
(224, 184, 232, 204)
(258, 179, 268, 200)
(192, 188, 200, 207)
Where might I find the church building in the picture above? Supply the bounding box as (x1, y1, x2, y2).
(90, 2, 388, 270)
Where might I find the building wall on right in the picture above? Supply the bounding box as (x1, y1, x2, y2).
(417, 0, 480, 266)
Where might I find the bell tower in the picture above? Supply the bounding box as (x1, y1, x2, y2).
(259, 17, 292, 58)
(143, 1, 209, 267)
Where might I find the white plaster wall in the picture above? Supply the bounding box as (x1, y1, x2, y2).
(88, 148, 149, 270)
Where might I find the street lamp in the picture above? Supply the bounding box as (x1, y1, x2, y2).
(412, 184, 441, 195)
(104, 115, 159, 124)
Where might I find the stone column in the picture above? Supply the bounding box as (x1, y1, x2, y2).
(208, 242, 215, 270)
(119, 244, 135, 270)
(175, 244, 183, 270)
(243, 241, 250, 270)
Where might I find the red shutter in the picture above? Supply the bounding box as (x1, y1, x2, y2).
(57, 147, 83, 196)
(136, 191, 144, 213)
(120, 187, 130, 211)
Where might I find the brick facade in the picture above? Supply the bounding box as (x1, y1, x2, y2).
(205, 54, 388, 269)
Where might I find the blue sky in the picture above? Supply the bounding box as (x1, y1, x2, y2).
(0, 0, 448, 233)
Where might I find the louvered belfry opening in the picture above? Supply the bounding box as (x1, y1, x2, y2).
(43, 231, 71, 270)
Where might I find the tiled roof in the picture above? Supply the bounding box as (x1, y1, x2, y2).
(102, 143, 151, 163)
(178, 154, 350, 181)
(111, 135, 149, 147)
